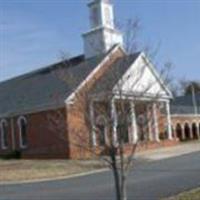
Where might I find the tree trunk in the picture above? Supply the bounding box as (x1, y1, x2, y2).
(121, 174, 127, 200)
(112, 166, 121, 200)
(119, 144, 127, 200)
(111, 149, 121, 200)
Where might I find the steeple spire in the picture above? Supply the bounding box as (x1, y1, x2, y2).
(83, 0, 123, 58)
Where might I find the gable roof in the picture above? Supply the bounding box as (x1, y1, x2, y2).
(171, 94, 200, 115)
(0, 45, 173, 118)
(65, 44, 126, 103)
(0, 54, 106, 118)
(90, 52, 141, 96)
(91, 52, 172, 100)
(140, 53, 173, 98)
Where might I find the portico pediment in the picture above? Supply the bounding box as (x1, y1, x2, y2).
(113, 52, 172, 100)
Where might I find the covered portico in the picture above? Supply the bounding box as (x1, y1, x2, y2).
(170, 95, 200, 141)
(90, 95, 173, 147)
(89, 52, 174, 147)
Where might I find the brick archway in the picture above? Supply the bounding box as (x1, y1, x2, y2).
(176, 123, 183, 141)
(192, 123, 198, 139)
(184, 123, 191, 140)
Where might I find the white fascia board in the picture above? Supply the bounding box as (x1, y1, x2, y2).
(141, 52, 173, 99)
(171, 114, 200, 117)
(113, 93, 170, 102)
(112, 52, 172, 100)
(65, 44, 126, 104)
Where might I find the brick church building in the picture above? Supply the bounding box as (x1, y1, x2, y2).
(0, 0, 199, 159)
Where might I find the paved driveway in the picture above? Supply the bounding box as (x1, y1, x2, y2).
(0, 151, 200, 200)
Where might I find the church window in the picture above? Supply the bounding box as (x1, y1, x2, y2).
(0, 120, 9, 149)
(18, 117, 28, 148)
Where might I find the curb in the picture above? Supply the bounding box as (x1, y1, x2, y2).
(136, 149, 200, 161)
(0, 168, 109, 186)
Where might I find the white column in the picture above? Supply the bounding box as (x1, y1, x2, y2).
(189, 124, 193, 139)
(130, 101, 138, 144)
(10, 118, 16, 150)
(172, 126, 176, 140)
(111, 99, 118, 145)
(181, 125, 186, 140)
(90, 101, 96, 146)
(153, 103, 160, 142)
(166, 101, 173, 140)
(147, 105, 153, 141)
(197, 123, 200, 139)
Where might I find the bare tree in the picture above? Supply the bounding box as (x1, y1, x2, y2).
(184, 81, 200, 95)
(47, 19, 173, 200)
(170, 78, 200, 97)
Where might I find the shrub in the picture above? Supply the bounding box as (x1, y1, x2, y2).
(0, 151, 21, 160)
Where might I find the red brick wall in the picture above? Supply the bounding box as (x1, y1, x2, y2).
(0, 48, 125, 159)
(171, 115, 200, 126)
(66, 48, 125, 159)
(0, 108, 69, 159)
(2, 48, 191, 159)
(171, 115, 200, 139)
(146, 104, 168, 140)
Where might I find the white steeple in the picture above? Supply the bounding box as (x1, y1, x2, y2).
(89, 0, 114, 30)
(83, 0, 123, 58)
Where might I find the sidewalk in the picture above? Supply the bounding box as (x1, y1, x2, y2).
(135, 141, 200, 161)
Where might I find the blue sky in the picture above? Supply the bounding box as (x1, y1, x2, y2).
(0, 0, 200, 82)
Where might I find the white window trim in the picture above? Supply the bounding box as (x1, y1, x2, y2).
(65, 45, 126, 104)
(17, 116, 28, 149)
(0, 119, 8, 150)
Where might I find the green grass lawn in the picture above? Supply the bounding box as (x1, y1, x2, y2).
(0, 159, 105, 183)
(164, 188, 200, 200)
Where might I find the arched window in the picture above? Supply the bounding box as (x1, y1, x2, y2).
(18, 117, 28, 148)
(96, 115, 107, 146)
(97, 124, 106, 146)
(0, 120, 9, 149)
